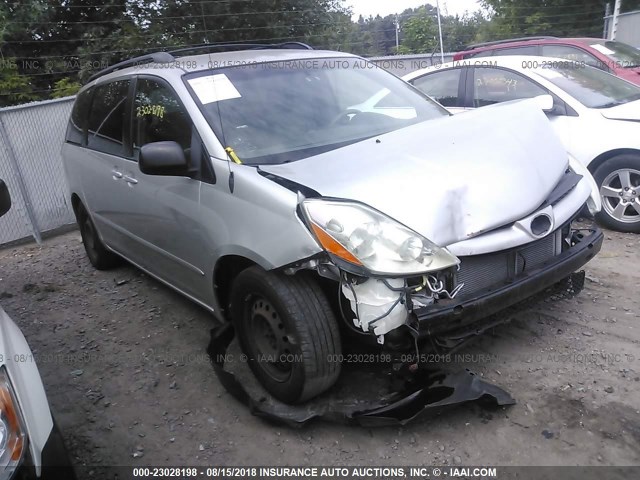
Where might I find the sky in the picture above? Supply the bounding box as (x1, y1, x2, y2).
(347, 0, 483, 19)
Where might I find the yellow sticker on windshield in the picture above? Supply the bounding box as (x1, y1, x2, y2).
(136, 104, 165, 119)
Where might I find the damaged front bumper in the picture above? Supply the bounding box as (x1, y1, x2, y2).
(413, 227, 602, 339)
(335, 223, 603, 351)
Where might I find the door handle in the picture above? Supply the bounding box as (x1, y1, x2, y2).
(123, 175, 138, 185)
(111, 170, 123, 179)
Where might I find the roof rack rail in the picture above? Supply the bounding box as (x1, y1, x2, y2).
(86, 42, 313, 83)
(168, 41, 313, 56)
(465, 36, 558, 50)
(87, 51, 175, 83)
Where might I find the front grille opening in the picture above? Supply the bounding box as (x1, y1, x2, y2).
(455, 231, 561, 297)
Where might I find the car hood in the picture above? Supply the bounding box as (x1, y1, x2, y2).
(261, 101, 569, 247)
(599, 99, 640, 121)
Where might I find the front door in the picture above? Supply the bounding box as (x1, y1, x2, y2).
(118, 76, 212, 302)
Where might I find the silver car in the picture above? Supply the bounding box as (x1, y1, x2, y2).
(62, 43, 603, 403)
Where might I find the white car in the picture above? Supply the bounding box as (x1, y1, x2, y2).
(404, 56, 640, 233)
(0, 180, 75, 479)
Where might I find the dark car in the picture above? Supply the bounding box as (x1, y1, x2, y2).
(454, 36, 640, 85)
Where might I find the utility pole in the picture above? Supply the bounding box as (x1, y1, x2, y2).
(436, 0, 445, 63)
(395, 14, 400, 51)
(604, 3, 612, 39)
(612, 0, 621, 40)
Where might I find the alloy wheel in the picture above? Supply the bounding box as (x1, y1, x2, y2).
(599, 168, 640, 224)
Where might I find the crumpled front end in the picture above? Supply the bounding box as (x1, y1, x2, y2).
(265, 100, 603, 352)
(320, 216, 602, 353)
(287, 165, 601, 351)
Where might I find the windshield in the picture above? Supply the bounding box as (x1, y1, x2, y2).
(536, 63, 640, 108)
(185, 57, 447, 165)
(587, 40, 640, 68)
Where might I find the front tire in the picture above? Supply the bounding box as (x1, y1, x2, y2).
(76, 203, 120, 270)
(230, 266, 342, 404)
(593, 154, 640, 233)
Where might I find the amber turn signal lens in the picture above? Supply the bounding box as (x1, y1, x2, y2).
(310, 222, 362, 266)
(0, 377, 25, 463)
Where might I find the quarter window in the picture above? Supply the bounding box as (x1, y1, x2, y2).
(66, 87, 92, 145)
(87, 80, 130, 155)
(133, 78, 191, 155)
(473, 67, 546, 107)
(411, 69, 462, 107)
(494, 45, 538, 56)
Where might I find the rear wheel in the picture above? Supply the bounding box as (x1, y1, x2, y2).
(76, 203, 120, 270)
(230, 266, 341, 404)
(593, 154, 640, 233)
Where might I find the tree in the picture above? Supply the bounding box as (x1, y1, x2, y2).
(0, 0, 47, 105)
(0, 0, 354, 105)
(441, 12, 491, 51)
(51, 77, 81, 98)
(480, 0, 608, 39)
(0, 59, 37, 106)
(397, 6, 438, 54)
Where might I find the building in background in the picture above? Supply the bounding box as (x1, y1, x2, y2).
(604, 1, 640, 48)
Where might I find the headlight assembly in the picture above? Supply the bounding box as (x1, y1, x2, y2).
(301, 199, 459, 276)
(0, 367, 26, 474)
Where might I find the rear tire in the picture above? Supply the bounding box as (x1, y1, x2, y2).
(593, 154, 640, 233)
(76, 203, 120, 270)
(230, 266, 342, 404)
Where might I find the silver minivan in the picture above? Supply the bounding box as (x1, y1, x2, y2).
(62, 43, 603, 403)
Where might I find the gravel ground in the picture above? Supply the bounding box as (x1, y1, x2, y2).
(0, 226, 638, 476)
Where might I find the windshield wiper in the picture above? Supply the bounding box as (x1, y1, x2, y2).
(594, 101, 624, 109)
(594, 94, 640, 109)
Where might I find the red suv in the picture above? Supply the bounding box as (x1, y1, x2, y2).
(454, 36, 640, 85)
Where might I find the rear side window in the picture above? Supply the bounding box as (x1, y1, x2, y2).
(411, 69, 463, 107)
(541, 45, 606, 70)
(466, 45, 538, 58)
(66, 87, 92, 145)
(87, 80, 130, 156)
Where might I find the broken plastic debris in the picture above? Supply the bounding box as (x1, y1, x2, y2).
(207, 323, 515, 427)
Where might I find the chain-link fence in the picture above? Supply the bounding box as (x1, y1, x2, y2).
(0, 97, 76, 246)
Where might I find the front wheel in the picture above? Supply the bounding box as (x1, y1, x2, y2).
(593, 154, 640, 233)
(230, 266, 342, 404)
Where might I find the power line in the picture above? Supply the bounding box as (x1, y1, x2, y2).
(0, 2, 611, 100)
(4, 19, 347, 44)
(3, 12, 604, 48)
(3, 7, 345, 25)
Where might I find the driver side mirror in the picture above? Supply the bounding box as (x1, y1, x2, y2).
(533, 94, 555, 112)
(0, 179, 11, 218)
(139, 141, 190, 177)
